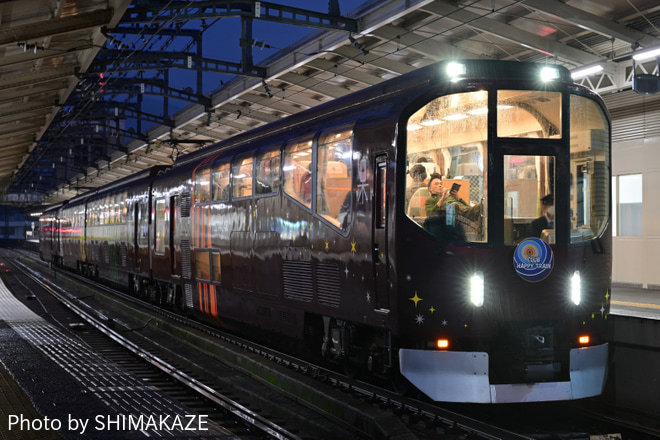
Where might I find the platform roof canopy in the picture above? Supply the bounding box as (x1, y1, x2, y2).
(1, 0, 658, 211)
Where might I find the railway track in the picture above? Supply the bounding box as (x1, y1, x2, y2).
(2, 251, 314, 440)
(7, 249, 660, 440)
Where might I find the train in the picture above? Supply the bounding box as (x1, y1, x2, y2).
(40, 59, 612, 403)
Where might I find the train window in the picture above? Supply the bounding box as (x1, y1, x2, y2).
(283, 136, 313, 208)
(569, 94, 610, 243)
(503, 155, 555, 244)
(137, 201, 148, 246)
(232, 156, 253, 198)
(406, 91, 488, 243)
(155, 198, 168, 254)
(497, 90, 562, 139)
(195, 250, 210, 281)
(212, 161, 230, 201)
(211, 252, 221, 283)
(255, 148, 280, 195)
(194, 167, 211, 204)
(317, 125, 353, 230)
(121, 193, 127, 222)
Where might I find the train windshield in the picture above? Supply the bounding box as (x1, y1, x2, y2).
(406, 87, 609, 245)
(406, 91, 489, 243)
(569, 94, 609, 243)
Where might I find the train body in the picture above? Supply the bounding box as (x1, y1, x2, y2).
(40, 60, 612, 403)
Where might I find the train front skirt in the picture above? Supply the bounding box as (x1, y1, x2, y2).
(399, 343, 608, 403)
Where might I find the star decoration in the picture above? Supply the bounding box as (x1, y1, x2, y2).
(344, 265, 350, 278)
(325, 240, 329, 251)
(605, 290, 610, 303)
(409, 291, 422, 307)
(442, 320, 448, 326)
(415, 314, 425, 325)
(429, 306, 435, 314)
(350, 239, 357, 255)
(366, 292, 371, 303)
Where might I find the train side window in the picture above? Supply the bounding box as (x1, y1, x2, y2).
(155, 198, 168, 254)
(212, 161, 230, 201)
(283, 136, 313, 208)
(317, 125, 353, 230)
(121, 192, 127, 222)
(137, 201, 148, 246)
(194, 167, 211, 204)
(211, 251, 221, 283)
(255, 148, 281, 195)
(195, 250, 210, 281)
(232, 155, 253, 198)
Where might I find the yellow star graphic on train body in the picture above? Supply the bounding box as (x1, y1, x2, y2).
(429, 306, 435, 314)
(350, 239, 357, 255)
(409, 291, 422, 308)
(325, 240, 329, 251)
(605, 290, 610, 303)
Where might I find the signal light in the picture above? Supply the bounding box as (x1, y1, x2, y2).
(578, 335, 590, 345)
(437, 339, 449, 349)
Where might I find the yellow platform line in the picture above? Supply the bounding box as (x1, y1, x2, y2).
(611, 300, 660, 310)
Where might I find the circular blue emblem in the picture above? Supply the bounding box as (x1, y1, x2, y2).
(513, 238, 554, 282)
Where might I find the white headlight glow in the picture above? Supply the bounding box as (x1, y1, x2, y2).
(571, 271, 581, 305)
(470, 272, 484, 307)
(540, 66, 559, 82)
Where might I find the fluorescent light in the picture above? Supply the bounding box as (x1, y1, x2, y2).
(571, 64, 603, 80)
(468, 107, 488, 115)
(444, 114, 467, 121)
(633, 47, 660, 61)
(421, 119, 443, 126)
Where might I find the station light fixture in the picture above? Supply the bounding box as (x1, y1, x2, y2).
(571, 64, 604, 80)
(632, 46, 660, 61)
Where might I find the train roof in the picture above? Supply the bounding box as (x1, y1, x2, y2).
(172, 60, 575, 167)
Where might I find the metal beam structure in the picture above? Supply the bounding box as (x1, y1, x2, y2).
(0, 0, 657, 210)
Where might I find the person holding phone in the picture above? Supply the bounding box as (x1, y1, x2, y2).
(425, 173, 481, 222)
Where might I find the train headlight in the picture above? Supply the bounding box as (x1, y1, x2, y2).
(470, 272, 484, 307)
(540, 66, 559, 82)
(446, 62, 466, 81)
(571, 271, 581, 305)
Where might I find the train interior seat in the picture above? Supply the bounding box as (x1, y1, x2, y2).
(407, 187, 430, 219)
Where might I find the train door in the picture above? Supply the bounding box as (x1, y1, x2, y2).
(170, 194, 181, 277)
(373, 155, 390, 311)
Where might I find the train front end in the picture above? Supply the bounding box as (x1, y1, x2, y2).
(397, 61, 611, 403)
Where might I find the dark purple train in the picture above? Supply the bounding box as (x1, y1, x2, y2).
(40, 60, 611, 403)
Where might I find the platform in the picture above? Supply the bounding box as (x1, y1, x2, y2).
(0, 278, 235, 440)
(610, 285, 660, 319)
